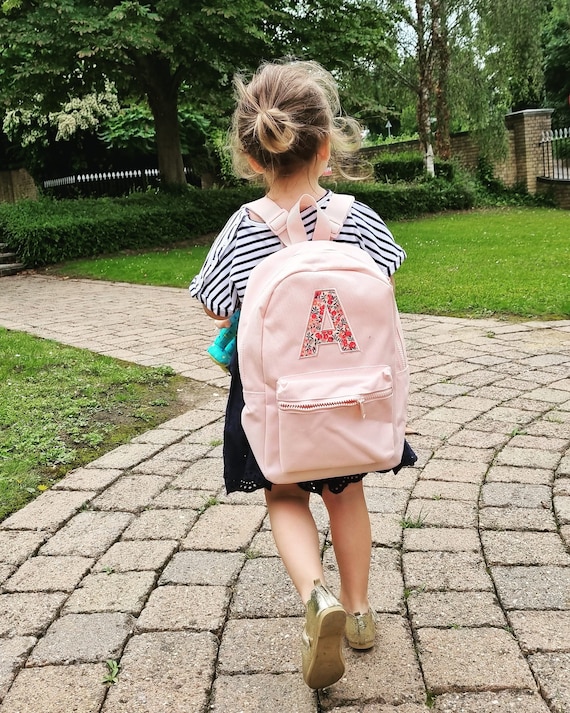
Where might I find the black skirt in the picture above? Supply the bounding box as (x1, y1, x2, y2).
(223, 351, 417, 496)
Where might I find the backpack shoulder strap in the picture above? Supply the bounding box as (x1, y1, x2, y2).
(245, 192, 354, 246)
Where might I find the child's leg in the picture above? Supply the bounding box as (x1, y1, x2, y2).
(265, 483, 324, 603)
(322, 480, 371, 614)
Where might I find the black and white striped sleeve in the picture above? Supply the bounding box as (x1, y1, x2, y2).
(337, 201, 406, 277)
(189, 208, 244, 317)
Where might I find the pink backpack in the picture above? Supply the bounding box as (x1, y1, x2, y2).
(237, 193, 409, 484)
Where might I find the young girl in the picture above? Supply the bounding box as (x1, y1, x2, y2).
(190, 60, 416, 690)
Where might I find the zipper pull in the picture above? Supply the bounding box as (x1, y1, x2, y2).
(358, 398, 366, 419)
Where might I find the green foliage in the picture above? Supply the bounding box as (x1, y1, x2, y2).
(0, 328, 186, 521)
(392, 208, 570, 319)
(0, 188, 263, 267)
(372, 152, 455, 182)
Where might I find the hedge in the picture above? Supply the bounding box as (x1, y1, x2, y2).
(0, 177, 475, 268)
(373, 152, 455, 182)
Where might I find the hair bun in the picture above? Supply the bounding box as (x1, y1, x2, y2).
(254, 108, 296, 155)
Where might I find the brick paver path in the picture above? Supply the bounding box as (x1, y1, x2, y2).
(0, 274, 569, 712)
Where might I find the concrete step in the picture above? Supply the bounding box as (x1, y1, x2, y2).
(0, 251, 19, 264)
(0, 262, 25, 277)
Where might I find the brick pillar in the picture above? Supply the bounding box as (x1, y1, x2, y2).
(504, 109, 554, 194)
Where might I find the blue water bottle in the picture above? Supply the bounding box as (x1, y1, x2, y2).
(207, 311, 240, 371)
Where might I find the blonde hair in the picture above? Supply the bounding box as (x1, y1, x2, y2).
(230, 60, 362, 181)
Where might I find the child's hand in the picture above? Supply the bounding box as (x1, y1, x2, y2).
(213, 317, 231, 329)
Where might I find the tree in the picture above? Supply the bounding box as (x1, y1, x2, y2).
(543, 0, 570, 126)
(0, 0, 395, 187)
(0, 0, 277, 186)
(387, 0, 549, 163)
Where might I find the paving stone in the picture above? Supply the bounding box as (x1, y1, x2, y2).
(102, 631, 217, 713)
(159, 408, 220, 431)
(1, 491, 97, 532)
(0, 592, 66, 637)
(554, 495, 570, 524)
(479, 507, 557, 531)
(407, 418, 460, 440)
(561, 525, 570, 547)
(529, 653, 570, 713)
(96, 540, 176, 573)
(0, 636, 36, 700)
(40, 512, 133, 557)
(404, 499, 477, 528)
(369, 513, 402, 547)
(3, 556, 93, 593)
(150, 488, 216, 509)
(368, 470, 418, 490)
(363, 487, 409, 514)
(159, 550, 244, 586)
(218, 617, 302, 674)
(481, 483, 551, 509)
(131, 458, 189, 477)
(362, 705, 431, 713)
(433, 691, 551, 712)
(445, 429, 509, 450)
(52, 467, 123, 491)
(418, 628, 535, 693)
(120, 509, 197, 540)
(0, 664, 107, 713)
(324, 547, 404, 614)
(418, 460, 487, 483)
(218, 488, 267, 505)
(403, 551, 492, 592)
(411, 481, 479, 502)
(509, 611, 570, 653)
(27, 613, 134, 665)
(482, 531, 570, 566)
(231, 557, 301, 618)
(182, 503, 266, 551)
(408, 590, 505, 628)
(169, 458, 222, 489)
(154, 441, 211, 462)
(319, 615, 425, 709)
(485, 465, 553, 485)
(137, 584, 227, 632)
(0, 564, 14, 586)
(183, 421, 224, 444)
(433, 445, 496, 465)
(211, 673, 316, 712)
(475, 406, 540, 426)
(0, 531, 46, 566)
(91, 475, 170, 512)
(130, 427, 186, 445)
(403, 528, 480, 552)
(249, 530, 281, 556)
(554, 478, 570, 496)
(63, 571, 155, 614)
(87, 442, 163, 470)
(509, 434, 568, 452)
(493, 566, 570, 610)
(495, 447, 561, 471)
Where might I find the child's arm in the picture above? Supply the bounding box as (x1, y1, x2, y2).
(202, 305, 231, 329)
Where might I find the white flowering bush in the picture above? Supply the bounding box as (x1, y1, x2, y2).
(2, 82, 119, 147)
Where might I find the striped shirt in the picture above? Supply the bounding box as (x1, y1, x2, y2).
(189, 191, 406, 317)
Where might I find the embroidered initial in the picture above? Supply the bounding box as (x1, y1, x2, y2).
(300, 289, 360, 358)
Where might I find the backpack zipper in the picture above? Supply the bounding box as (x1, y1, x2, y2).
(278, 388, 392, 419)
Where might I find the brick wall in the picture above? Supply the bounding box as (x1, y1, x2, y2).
(359, 109, 556, 195)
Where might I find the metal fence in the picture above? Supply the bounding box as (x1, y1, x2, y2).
(42, 167, 194, 198)
(539, 129, 570, 180)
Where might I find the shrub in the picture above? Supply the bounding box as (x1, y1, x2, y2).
(373, 151, 455, 182)
(0, 177, 476, 268)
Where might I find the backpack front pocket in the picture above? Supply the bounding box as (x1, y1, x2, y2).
(276, 366, 397, 475)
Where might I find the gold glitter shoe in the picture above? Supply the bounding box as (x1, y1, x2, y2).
(345, 609, 377, 650)
(301, 579, 346, 689)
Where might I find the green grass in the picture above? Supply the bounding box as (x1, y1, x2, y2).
(0, 328, 201, 521)
(47, 244, 211, 288)
(391, 207, 570, 319)
(46, 207, 570, 319)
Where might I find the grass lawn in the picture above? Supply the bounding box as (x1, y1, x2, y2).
(47, 207, 570, 319)
(0, 328, 214, 521)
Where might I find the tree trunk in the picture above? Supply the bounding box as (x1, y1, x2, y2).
(431, 0, 451, 159)
(415, 0, 435, 174)
(138, 55, 186, 187)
